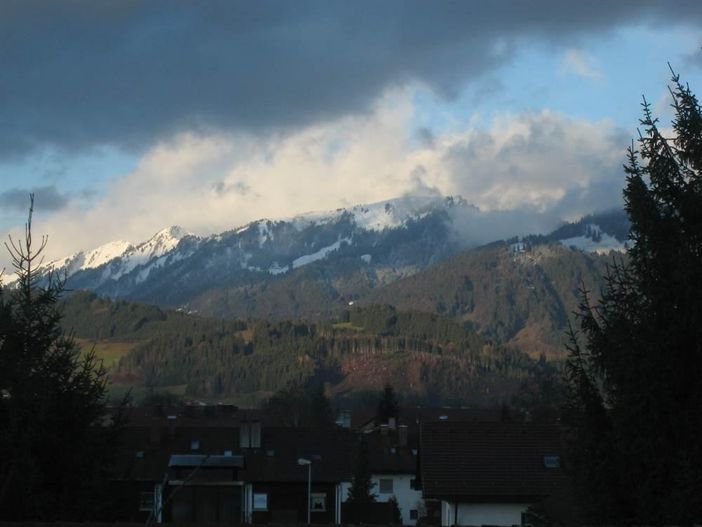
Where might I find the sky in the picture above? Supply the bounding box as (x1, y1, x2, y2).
(1, 0, 702, 265)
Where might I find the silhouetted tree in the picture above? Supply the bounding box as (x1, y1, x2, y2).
(376, 383, 399, 424)
(566, 69, 702, 523)
(263, 381, 334, 427)
(347, 439, 376, 503)
(388, 496, 402, 525)
(0, 196, 121, 520)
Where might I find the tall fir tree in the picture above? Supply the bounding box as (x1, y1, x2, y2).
(347, 438, 376, 503)
(566, 69, 702, 524)
(0, 197, 121, 520)
(376, 383, 399, 424)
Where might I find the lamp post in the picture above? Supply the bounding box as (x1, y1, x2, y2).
(297, 458, 312, 524)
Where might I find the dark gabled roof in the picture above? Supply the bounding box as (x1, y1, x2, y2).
(240, 427, 355, 483)
(113, 406, 270, 427)
(114, 424, 242, 481)
(354, 406, 502, 434)
(169, 454, 245, 468)
(420, 421, 566, 500)
(364, 433, 418, 474)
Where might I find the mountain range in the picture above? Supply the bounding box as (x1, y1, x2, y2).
(48, 195, 627, 321)
(44, 195, 630, 404)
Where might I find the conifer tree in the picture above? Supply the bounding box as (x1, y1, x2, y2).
(347, 439, 376, 503)
(376, 383, 399, 424)
(0, 196, 119, 520)
(566, 69, 702, 524)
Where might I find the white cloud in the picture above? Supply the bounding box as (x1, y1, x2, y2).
(438, 110, 626, 218)
(0, 91, 628, 269)
(560, 49, 604, 81)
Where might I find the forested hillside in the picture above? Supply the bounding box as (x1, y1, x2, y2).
(62, 293, 542, 407)
(362, 242, 616, 358)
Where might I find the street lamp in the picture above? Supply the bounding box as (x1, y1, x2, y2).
(297, 458, 312, 524)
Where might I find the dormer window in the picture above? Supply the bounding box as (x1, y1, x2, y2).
(543, 455, 560, 468)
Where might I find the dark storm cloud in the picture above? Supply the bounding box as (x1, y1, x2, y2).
(0, 186, 69, 212)
(2, 0, 701, 159)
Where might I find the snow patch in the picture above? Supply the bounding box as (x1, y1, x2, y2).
(267, 262, 289, 275)
(559, 224, 626, 254)
(292, 237, 350, 269)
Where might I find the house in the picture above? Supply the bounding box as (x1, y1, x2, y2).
(112, 406, 251, 523)
(341, 424, 422, 525)
(344, 406, 502, 525)
(111, 406, 354, 524)
(418, 421, 570, 527)
(239, 427, 354, 524)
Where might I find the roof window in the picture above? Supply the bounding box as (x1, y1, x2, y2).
(543, 455, 561, 468)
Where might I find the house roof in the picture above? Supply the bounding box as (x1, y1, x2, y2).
(239, 427, 355, 483)
(364, 432, 418, 474)
(114, 423, 356, 484)
(115, 424, 242, 481)
(419, 421, 566, 501)
(169, 454, 245, 468)
(354, 406, 502, 434)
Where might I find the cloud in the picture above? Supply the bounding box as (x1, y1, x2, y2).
(560, 49, 604, 80)
(438, 111, 628, 219)
(1, 94, 632, 268)
(0, 185, 69, 213)
(2, 0, 701, 160)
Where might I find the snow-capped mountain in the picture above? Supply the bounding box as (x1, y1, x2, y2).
(51, 225, 190, 280)
(49, 195, 471, 306)
(547, 209, 629, 254)
(45, 196, 630, 317)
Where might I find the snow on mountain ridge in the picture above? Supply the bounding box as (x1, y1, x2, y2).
(558, 223, 627, 254)
(49, 196, 465, 283)
(48, 226, 193, 280)
(48, 239, 134, 276)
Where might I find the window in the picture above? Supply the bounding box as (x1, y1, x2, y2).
(253, 493, 268, 511)
(190, 440, 200, 451)
(311, 493, 326, 512)
(543, 455, 561, 468)
(135, 451, 145, 459)
(379, 478, 394, 494)
(410, 478, 417, 489)
(139, 491, 154, 511)
(410, 509, 418, 520)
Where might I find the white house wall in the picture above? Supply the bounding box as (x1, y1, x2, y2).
(441, 501, 531, 527)
(340, 474, 423, 525)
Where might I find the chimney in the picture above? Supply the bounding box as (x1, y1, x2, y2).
(250, 421, 262, 448)
(240, 421, 262, 448)
(398, 425, 408, 447)
(167, 414, 177, 440)
(239, 423, 251, 448)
